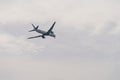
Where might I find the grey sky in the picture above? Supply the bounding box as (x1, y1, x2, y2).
(0, 0, 120, 80)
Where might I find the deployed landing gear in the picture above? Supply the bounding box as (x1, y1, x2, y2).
(42, 35, 45, 39)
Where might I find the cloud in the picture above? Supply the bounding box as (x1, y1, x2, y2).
(0, 0, 119, 65)
(0, 0, 120, 25)
(0, 0, 120, 37)
(0, 33, 44, 56)
(0, 57, 117, 80)
(0, 0, 120, 80)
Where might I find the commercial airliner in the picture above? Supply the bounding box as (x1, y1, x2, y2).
(28, 22, 56, 39)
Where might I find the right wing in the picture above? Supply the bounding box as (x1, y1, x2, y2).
(47, 21, 56, 34)
(28, 35, 42, 39)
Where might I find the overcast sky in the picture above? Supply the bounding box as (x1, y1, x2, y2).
(0, 0, 120, 80)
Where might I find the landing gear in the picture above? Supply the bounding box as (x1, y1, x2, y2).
(42, 35, 45, 39)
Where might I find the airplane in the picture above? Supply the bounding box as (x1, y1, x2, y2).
(28, 21, 56, 39)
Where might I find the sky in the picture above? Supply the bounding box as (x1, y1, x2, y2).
(0, 0, 120, 80)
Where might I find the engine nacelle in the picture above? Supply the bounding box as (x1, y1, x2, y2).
(51, 31, 54, 34)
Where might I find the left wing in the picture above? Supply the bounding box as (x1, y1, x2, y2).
(47, 21, 56, 34)
(28, 35, 42, 39)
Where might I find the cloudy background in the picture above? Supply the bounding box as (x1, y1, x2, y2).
(0, 0, 120, 80)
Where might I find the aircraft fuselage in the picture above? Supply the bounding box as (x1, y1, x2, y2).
(35, 29, 56, 38)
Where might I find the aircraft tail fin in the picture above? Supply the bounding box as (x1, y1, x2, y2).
(32, 24, 39, 29)
(29, 24, 39, 32)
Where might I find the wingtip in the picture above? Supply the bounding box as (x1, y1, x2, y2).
(27, 37, 32, 39)
(27, 38, 31, 39)
(29, 30, 34, 32)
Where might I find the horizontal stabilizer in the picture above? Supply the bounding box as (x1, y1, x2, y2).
(32, 24, 39, 29)
(29, 24, 39, 32)
(29, 30, 35, 32)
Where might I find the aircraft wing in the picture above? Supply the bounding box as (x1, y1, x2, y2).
(47, 21, 56, 33)
(28, 35, 42, 39)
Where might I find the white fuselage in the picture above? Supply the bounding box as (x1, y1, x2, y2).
(35, 29, 56, 37)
